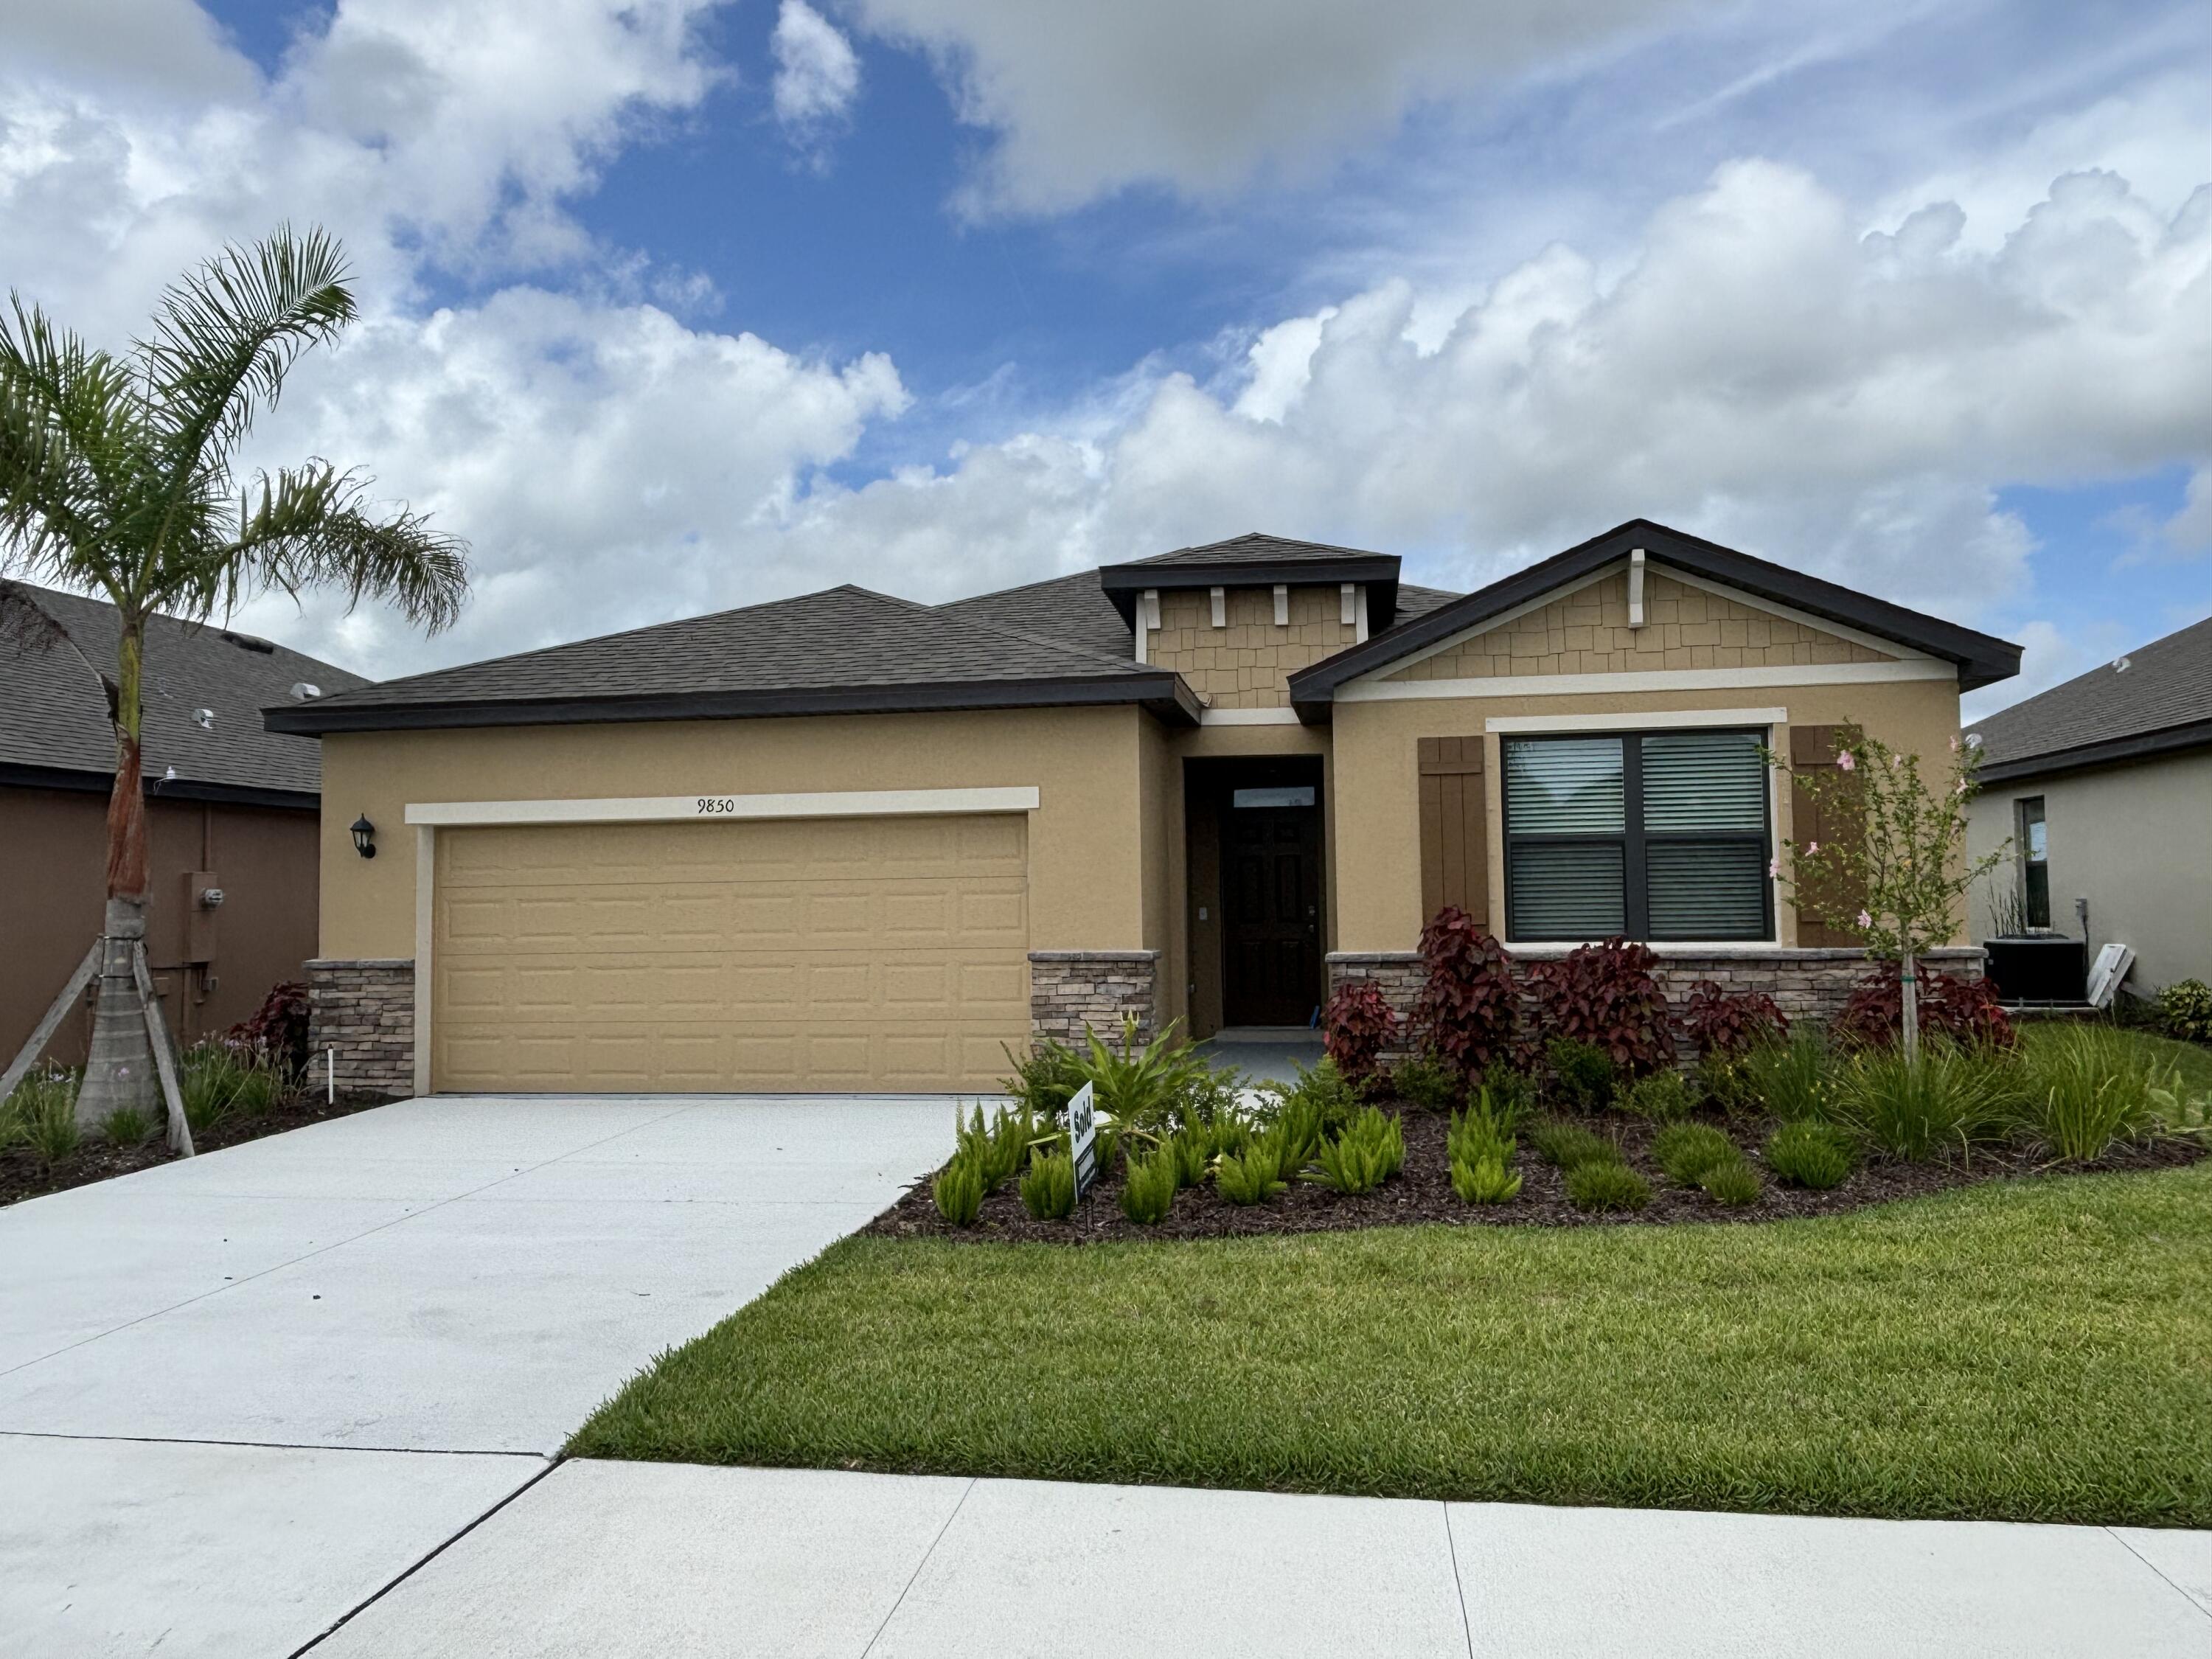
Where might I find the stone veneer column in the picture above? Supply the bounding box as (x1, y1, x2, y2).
(1327, 946, 1986, 1065)
(305, 959, 416, 1099)
(1028, 950, 1161, 1048)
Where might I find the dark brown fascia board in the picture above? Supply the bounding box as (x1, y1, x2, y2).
(1975, 718, 2212, 786)
(1097, 557, 1402, 632)
(0, 760, 319, 811)
(262, 671, 1203, 736)
(1286, 519, 2024, 720)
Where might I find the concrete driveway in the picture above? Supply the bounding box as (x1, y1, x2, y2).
(0, 1093, 953, 1658)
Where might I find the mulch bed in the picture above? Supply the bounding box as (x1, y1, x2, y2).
(866, 1105, 2206, 1245)
(0, 1093, 394, 1208)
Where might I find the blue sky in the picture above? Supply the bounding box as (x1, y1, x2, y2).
(4, 0, 2208, 714)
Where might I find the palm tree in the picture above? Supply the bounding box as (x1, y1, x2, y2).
(0, 226, 468, 1135)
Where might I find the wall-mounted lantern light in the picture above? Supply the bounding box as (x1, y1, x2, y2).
(350, 814, 378, 859)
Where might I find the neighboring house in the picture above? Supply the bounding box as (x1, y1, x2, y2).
(267, 520, 2019, 1098)
(1965, 616, 2212, 998)
(1, 582, 367, 1064)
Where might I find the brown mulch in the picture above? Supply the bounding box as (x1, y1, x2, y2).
(0, 1093, 394, 1208)
(866, 1105, 2207, 1245)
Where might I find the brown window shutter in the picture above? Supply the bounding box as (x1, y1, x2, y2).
(1417, 737, 1489, 930)
(1789, 725, 1863, 947)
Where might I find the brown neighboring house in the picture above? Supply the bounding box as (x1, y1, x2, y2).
(2, 582, 366, 1063)
(267, 520, 2020, 1098)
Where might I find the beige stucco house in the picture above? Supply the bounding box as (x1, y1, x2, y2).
(268, 521, 2019, 1096)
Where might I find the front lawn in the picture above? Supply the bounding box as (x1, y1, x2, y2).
(572, 1157, 2212, 1527)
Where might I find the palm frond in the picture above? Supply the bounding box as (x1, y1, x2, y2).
(217, 462, 469, 633)
(0, 296, 143, 590)
(140, 225, 355, 483)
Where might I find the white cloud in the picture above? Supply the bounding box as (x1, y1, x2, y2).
(845, 0, 1698, 213)
(772, 0, 861, 139)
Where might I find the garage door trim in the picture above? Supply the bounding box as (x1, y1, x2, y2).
(407, 785, 1041, 1094)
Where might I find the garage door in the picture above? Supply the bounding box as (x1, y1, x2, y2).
(431, 813, 1029, 1092)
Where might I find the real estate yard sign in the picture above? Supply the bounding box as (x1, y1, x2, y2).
(1067, 1081, 1099, 1199)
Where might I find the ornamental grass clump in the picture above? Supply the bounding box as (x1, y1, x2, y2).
(1307, 1107, 1405, 1195)
(1565, 1160, 1649, 1213)
(1214, 1142, 1287, 1206)
(180, 1040, 283, 1133)
(1018, 1151, 1077, 1220)
(2, 1067, 82, 1161)
(1119, 1147, 1179, 1224)
(1698, 1158, 1763, 1207)
(2012, 1026, 2174, 1162)
(102, 1105, 154, 1145)
(1763, 1121, 1856, 1189)
(1652, 1123, 1739, 1187)
(1529, 1118, 1621, 1171)
(1831, 1043, 2016, 1162)
(932, 1155, 986, 1225)
(1622, 1069, 1694, 1122)
(1741, 1031, 1833, 1123)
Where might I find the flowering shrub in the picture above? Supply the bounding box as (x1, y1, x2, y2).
(1526, 939, 1674, 1076)
(1834, 964, 2015, 1051)
(1410, 907, 1518, 1078)
(226, 981, 310, 1075)
(1321, 981, 1398, 1085)
(1682, 980, 1790, 1058)
(2154, 979, 2212, 1044)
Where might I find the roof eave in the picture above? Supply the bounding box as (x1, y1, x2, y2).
(262, 672, 1201, 736)
(1975, 718, 2212, 785)
(1097, 557, 1402, 631)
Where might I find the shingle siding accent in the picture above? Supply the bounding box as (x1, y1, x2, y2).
(305, 958, 414, 1098)
(1328, 947, 1984, 1065)
(1029, 950, 1160, 1047)
(1149, 585, 1359, 709)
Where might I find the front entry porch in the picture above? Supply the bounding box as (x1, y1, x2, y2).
(1185, 756, 1329, 1041)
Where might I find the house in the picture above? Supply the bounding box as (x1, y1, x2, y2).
(265, 520, 2020, 1098)
(2, 582, 368, 1062)
(1965, 616, 2212, 998)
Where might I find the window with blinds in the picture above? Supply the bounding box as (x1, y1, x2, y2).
(1504, 728, 1773, 941)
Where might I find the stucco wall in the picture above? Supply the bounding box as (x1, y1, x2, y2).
(1148, 583, 1360, 708)
(1329, 677, 1966, 953)
(316, 704, 1151, 961)
(1387, 570, 1894, 681)
(1965, 750, 2212, 995)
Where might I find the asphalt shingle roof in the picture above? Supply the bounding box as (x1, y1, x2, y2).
(1, 582, 364, 798)
(1131, 532, 1396, 568)
(936, 571, 1136, 662)
(285, 585, 1157, 719)
(1966, 616, 2212, 773)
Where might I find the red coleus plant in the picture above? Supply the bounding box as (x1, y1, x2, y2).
(1322, 980, 1399, 1085)
(226, 980, 312, 1073)
(1410, 906, 1519, 1078)
(1526, 939, 1674, 1077)
(1682, 980, 1790, 1058)
(1834, 964, 2015, 1051)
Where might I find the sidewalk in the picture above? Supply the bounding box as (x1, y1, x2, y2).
(308, 1461, 2212, 1658)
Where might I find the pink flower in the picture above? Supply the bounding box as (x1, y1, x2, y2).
(1856, 909, 1873, 929)
(1949, 734, 1961, 752)
(1836, 750, 1855, 772)
(1806, 841, 1820, 855)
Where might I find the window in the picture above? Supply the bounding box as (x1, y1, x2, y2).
(1503, 728, 1772, 941)
(1231, 785, 1315, 808)
(2018, 796, 2049, 929)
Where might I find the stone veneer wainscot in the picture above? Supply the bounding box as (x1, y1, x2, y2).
(1327, 946, 1986, 1065)
(305, 958, 415, 1098)
(1029, 950, 1160, 1047)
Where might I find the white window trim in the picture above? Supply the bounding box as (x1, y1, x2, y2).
(404, 786, 1041, 828)
(1487, 707, 1787, 734)
(1343, 658, 1954, 702)
(1496, 715, 1784, 950)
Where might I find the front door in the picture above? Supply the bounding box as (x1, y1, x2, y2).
(1221, 785, 1323, 1027)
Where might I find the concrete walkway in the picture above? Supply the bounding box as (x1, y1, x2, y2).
(310, 1463, 2212, 1658)
(0, 1094, 956, 1658)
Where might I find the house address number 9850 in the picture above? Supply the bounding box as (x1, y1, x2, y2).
(695, 797, 741, 815)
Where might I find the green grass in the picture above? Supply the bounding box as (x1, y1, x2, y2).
(571, 1159, 2212, 1526)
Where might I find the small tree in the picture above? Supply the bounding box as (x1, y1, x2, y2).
(1767, 725, 2003, 1062)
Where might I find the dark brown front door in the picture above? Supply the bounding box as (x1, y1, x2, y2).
(1221, 787, 1323, 1027)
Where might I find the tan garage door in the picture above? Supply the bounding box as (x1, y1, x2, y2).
(431, 813, 1029, 1092)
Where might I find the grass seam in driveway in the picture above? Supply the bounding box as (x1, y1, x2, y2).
(571, 1160, 2212, 1528)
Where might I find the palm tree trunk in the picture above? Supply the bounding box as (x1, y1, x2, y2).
(75, 621, 160, 1133)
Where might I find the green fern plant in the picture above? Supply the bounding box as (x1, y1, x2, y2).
(1119, 1147, 1179, 1223)
(932, 1155, 987, 1225)
(1215, 1142, 1287, 1206)
(1018, 1151, 1077, 1220)
(1305, 1107, 1405, 1195)
(1448, 1088, 1518, 1166)
(1450, 1152, 1522, 1204)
